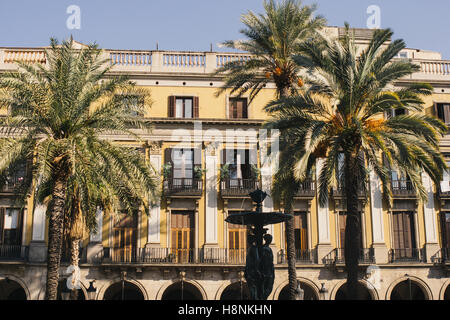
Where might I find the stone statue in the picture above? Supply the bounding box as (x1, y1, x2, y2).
(260, 234, 274, 300)
(244, 234, 261, 300)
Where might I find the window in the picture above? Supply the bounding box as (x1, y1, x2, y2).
(228, 211, 247, 263)
(171, 211, 194, 263)
(392, 211, 416, 257)
(293, 212, 308, 251)
(229, 98, 248, 119)
(386, 108, 406, 119)
(440, 162, 450, 192)
(443, 212, 450, 249)
(435, 103, 450, 125)
(112, 212, 137, 263)
(168, 96, 199, 118)
(222, 149, 257, 180)
(0, 208, 22, 245)
(338, 211, 363, 249)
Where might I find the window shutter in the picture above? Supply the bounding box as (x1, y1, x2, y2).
(444, 104, 450, 125)
(229, 99, 234, 119)
(168, 96, 175, 118)
(243, 99, 248, 118)
(193, 97, 199, 118)
(236, 100, 243, 118)
(339, 213, 346, 248)
(445, 213, 450, 248)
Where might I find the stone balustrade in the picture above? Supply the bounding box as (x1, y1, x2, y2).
(1, 47, 450, 82)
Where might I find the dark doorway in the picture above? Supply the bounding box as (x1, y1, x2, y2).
(0, 279, 27, 300)
(335, 282, 373, 300)
(161, 281, 203, 300)
(220, 282, 250, 300)
(103, 281, 145, 300)
(390, 280, 427, 300)
(278, 282, 318, 300)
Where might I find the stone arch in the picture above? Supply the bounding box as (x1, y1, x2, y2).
(0, 274, 30, 300)
(386, 276, 432, 300)
(157, 279, 207, 300)
(440, 279, 450, 300)
(97, 277, 148, 300)
(330, 279, 379, 300)
(273, 278, 320, 300)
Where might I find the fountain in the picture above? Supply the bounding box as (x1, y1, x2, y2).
(225, 189, 292, 300)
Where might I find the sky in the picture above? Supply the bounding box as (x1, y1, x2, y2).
(1, 0, 449, 58)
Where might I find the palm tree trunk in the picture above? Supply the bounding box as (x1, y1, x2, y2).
(344, 153, 361, 300)
(284, 195, 297, 300)
(70, 239, 80, 300)
(44, 170, 67, 300)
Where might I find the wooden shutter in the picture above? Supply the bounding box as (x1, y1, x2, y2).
(339, 213, 346, 248)
(229, 99, 235, 119)
(444, 104, 450, 125)
(193, 97, 199, 118)
(236, 99, 243, 118)
(445, 213, 450, 248)
(393, 212, 415, 250)
(0, 208, 4, 244)
(168, 96, 175, 118)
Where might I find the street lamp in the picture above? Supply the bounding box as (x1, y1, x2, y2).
(60, 280, 71, 301)
(319, 283, 328, 301)
(87, 280, 97, 300)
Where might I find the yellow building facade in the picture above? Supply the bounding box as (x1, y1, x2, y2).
(0, 27, 449, 300)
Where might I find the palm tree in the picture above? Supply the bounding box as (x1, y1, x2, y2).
(265, 26, 447, 299)
(0, 39, 158, 299)
(216, 0, 326, 300)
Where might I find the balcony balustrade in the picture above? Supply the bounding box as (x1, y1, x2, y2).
(1, 175, 24, 193)
(220, 178, 260, 198)
(389, 248, 425, 263)
(0, 245, 28, 261)
(294, 180, 316, 198)
(163, 178, 203, 197)
(323, 248, 374, 265)
(277, 249, 315, 264)
(430, 248, 449, 264)
(97, 247, 247, 265)
(332, 181, 366, 199)
(391, 180, 416, 198)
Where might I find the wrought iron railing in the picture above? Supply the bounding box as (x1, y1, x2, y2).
(391, 180, 416, 197)
(220, 178, 260, 197)
(0, 245, 28, 261)
(163, 178, 203, 196)
(323, 248, 374, 265)
(295, 180, 316, 198)
(98, 247, 247, 265)
(1, 175, 24, 192)
(278, 249, 315, 264)
(430, 247, 449, 264)
(389, 248, 424, 263)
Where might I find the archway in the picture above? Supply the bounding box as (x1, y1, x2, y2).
(0, 279, 27, 300)
(161, 281, 203, 300)
(103, 281, 145, 300)
(56, 280, 86, 300)
(444, 284, 450, 300)
(278, 282, 319, 300)
(335, 282, 373, 300)
(390, 280, 427, 300)
(220, 281, 250, 300)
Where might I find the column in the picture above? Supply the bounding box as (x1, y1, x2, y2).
(316, 158, 333, 263)
(28, 203, 47, 262)
(369, 168, 389, 263)
(147, 142, 162, 248)
(422, 172, 440, 261)
(204, 143, 218, 248)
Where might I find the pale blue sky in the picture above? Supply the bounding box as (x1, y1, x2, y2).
(1, 0, 449, 58)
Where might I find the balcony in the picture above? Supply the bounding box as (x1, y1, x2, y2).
(332, 182, 366, 199)
(391, 180, 416, 198)
(294, 180, 316, 199)
(0, 245, 28, 262)
(389, 248, 425, 263)
(163, 178, 203, 198)
(97, 247, 247, 265)
(323, 248, 375, 266)
(430, 248, 450, 265)
(277, 249, 315, 264)
(1, 175, 24, 193)
(220, 178, 260, 198)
